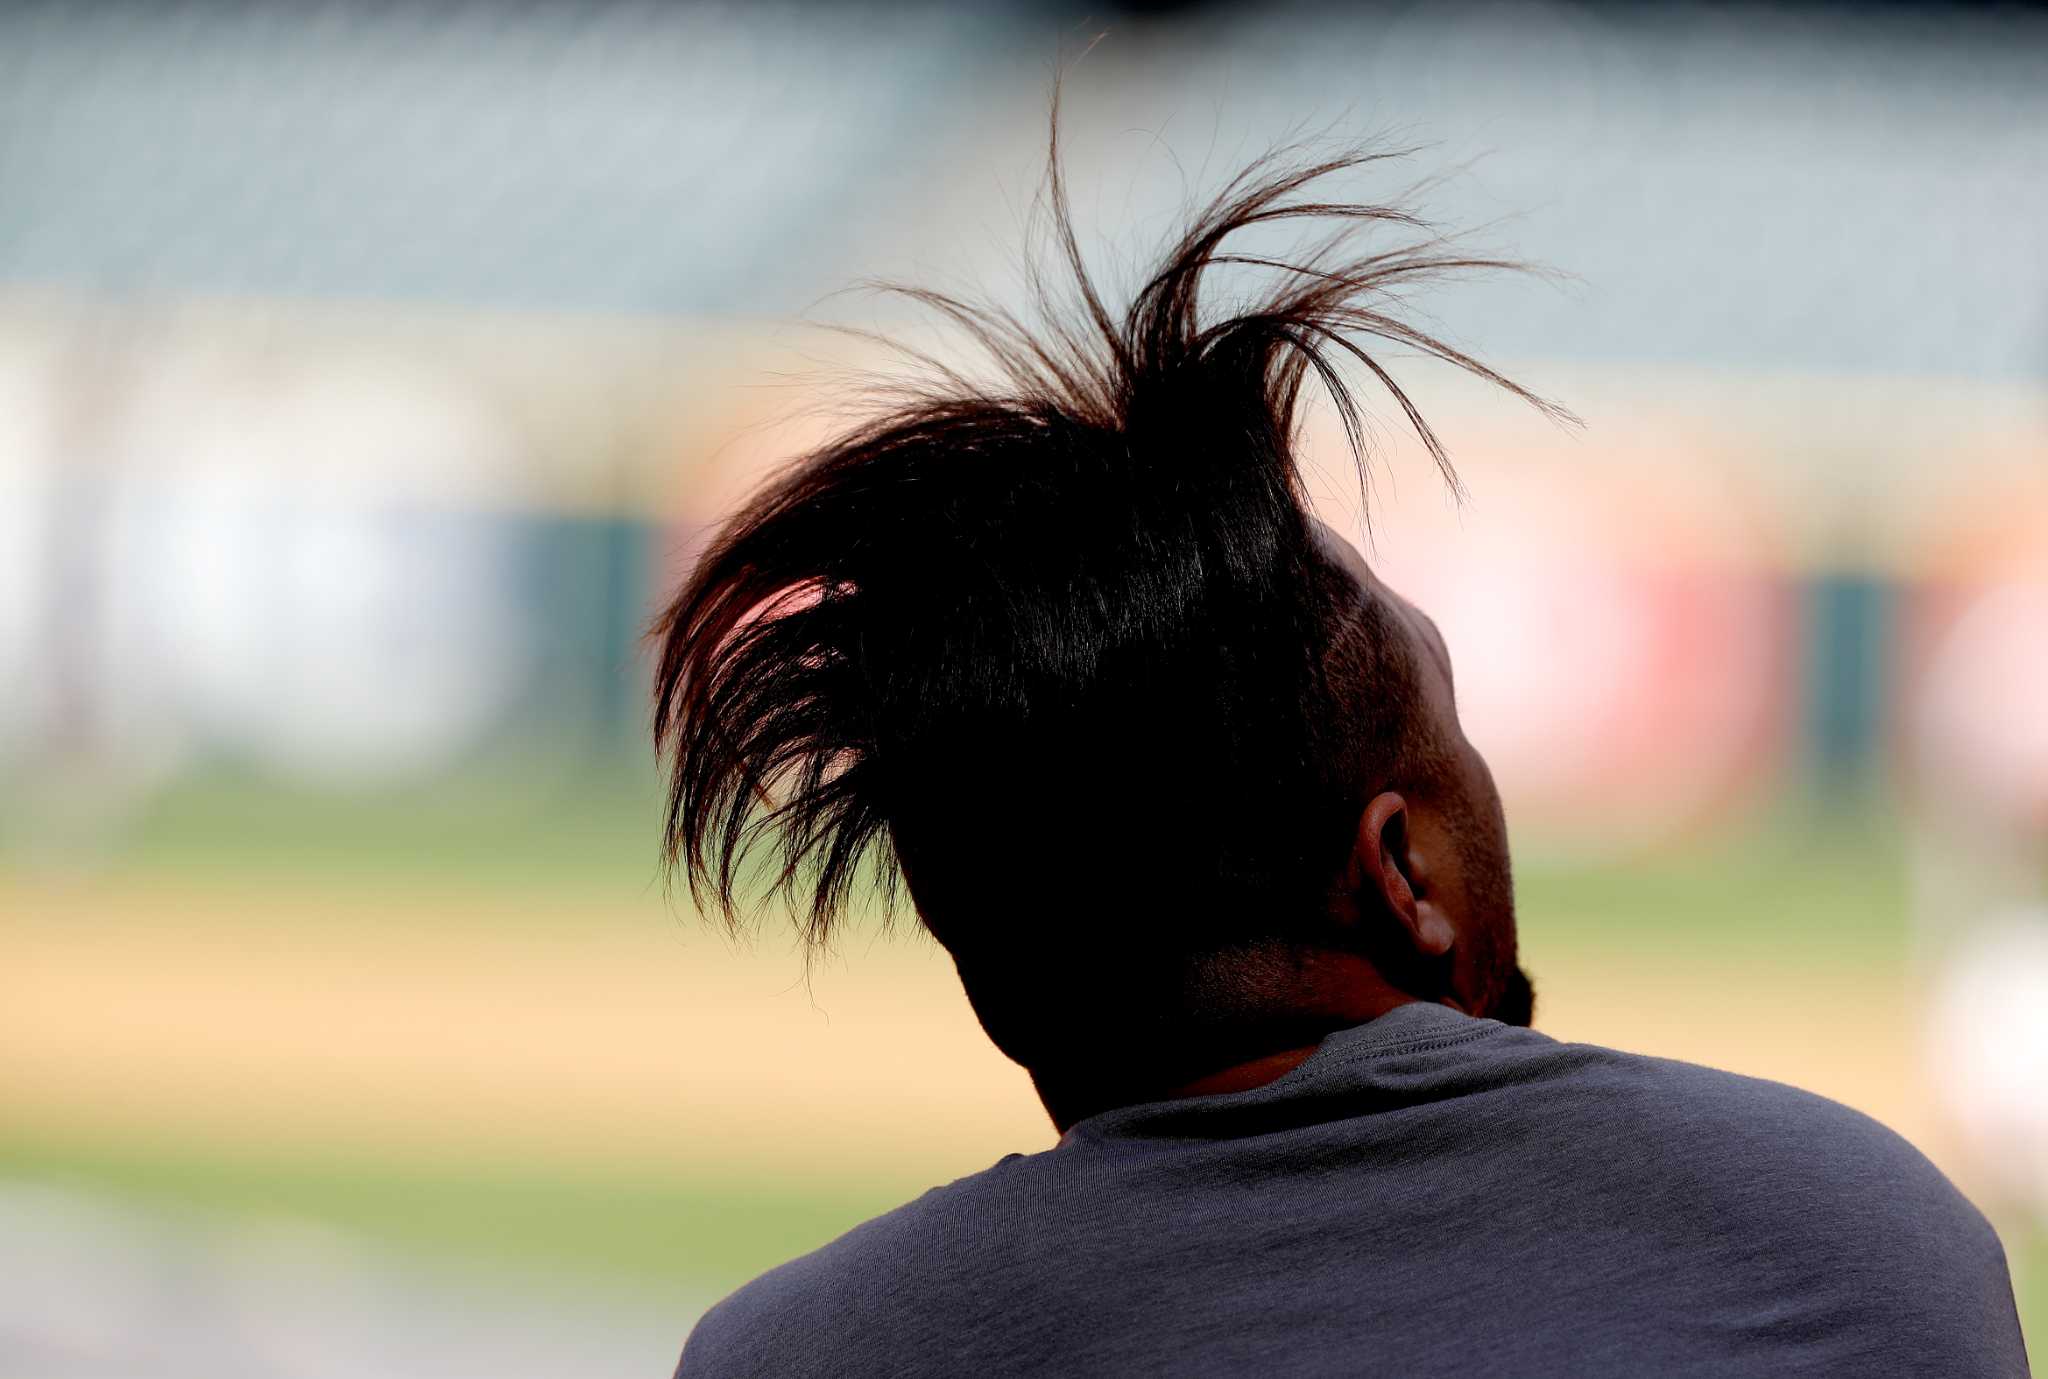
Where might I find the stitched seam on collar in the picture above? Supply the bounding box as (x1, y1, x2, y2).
(1338, 1026, 1495, 1063)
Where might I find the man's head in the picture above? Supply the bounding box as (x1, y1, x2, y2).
(652, 130, 1556, 1123)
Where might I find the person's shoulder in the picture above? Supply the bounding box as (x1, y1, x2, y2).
(1494, 1023, 2021, 1339)
(1492, 1024, 1967, 1207)
(673, 1159, 1021, 1379)
(1540, 1029, 1959, 1190)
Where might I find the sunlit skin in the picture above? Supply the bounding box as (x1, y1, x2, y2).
(1116, 520, 1533, 1119)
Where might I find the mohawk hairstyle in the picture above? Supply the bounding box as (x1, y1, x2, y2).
(651, 107, 1565, 1020)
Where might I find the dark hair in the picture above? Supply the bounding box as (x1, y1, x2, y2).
(651, 110, 1563, 1067)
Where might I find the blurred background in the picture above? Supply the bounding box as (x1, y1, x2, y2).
(3, 1, 2045, 1373)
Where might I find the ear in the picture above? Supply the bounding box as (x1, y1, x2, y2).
(1349, 792, 1456, 961)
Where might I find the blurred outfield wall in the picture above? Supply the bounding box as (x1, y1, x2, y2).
(3, 0, 2044, 835)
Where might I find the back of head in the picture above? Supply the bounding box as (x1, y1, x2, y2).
(651, 111, 1560, 1084)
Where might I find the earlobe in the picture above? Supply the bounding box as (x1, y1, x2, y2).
(1413, 906, 1455, 959)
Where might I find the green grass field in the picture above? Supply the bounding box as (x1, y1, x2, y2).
(54, 758, 1921, 959)
(0, 1128, 906, 1299)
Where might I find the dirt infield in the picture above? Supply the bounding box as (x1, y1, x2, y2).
(1, 873, 1962, 1192)
(2, 874, 1043, 1184)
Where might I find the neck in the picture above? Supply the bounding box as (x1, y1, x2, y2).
(1032, 951, 1425, 1133)
(1165, 1042, 1329, 1098)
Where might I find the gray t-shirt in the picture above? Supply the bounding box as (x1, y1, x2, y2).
(676, 1002, 2029, 1377)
